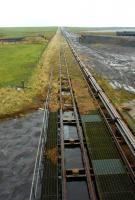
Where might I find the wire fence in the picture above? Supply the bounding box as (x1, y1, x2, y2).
(29, 70, 53, 200)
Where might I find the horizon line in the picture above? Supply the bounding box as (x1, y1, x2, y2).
(0, 26, 135, 28)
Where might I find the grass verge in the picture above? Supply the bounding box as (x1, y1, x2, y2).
(92, 72, 135, 134)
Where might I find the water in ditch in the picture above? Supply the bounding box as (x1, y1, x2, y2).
(0, 110, 43, 200)
(65, 147, 83, 169)
(67, 180, 89, 200)
(64, 125, 78, 140)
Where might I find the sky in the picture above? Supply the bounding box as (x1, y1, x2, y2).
(0, 0, 135, 27)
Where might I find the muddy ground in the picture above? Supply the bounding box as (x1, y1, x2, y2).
(66, 31, 135, 93)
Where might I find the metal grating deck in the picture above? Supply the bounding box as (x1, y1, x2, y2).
(92, 159, 126, 175)
(41, 112, 58, 200)
(100, 192, 135, 200)
(81, 114, 102, 122)
(42, 160, 58, 200)
(90, 147, 119, 160)
(81, 112, 135, 199)
(84, 121, 119, 160)
(96, 174, 135, 200)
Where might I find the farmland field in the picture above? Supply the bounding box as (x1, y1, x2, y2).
(0, 43, 45, 87)
(0, 27, 57, 39)
(0, 27, 57, 87)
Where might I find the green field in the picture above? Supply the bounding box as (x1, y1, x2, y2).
(0, 27, 57, 88)
(0, 27, 57, 39)
(0, 27, 58, 118)
(0, 43, 45, 87)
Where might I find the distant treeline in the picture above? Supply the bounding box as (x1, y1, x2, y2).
(116, 31, 135, 36)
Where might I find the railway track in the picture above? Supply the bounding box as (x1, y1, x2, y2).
(29, 30, 135, 200)
(58, 48, 97, 199)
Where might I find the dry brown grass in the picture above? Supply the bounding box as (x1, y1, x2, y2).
(45, 147, 58, 165)
(61, 38, 97, 115)
(48, 33, 61, 112)
(93, 72, 135, 112)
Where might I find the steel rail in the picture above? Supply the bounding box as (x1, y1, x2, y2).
(29, 69, 53, 200)
(62, 49, 97, 200)
(63, 29, 135, 159)
(99, 107, 135, 180)
(59, 50, 68, 200)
